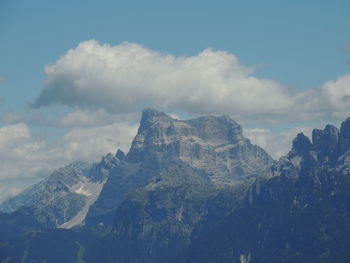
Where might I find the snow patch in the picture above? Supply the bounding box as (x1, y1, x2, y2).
(59, 178, 107, 229)
(240, 252, 251, 263)
(74, 184, 91, 196)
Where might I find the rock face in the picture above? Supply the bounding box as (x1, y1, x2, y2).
(88, 163, 248, 263)
(0, 161, 88, 214)
(1, 113, 350, 263)
(273, 118, 350, 179)
(182, 168, 350, 263)
(127, 109, 273, 184)
(1, 109, 272, 228)
(90, 117, 350, 263)
(85, 109, 273, 225)
(181, 118, 350, 263)
(0, 161, 106, 228)
(84, 151, 146, 225)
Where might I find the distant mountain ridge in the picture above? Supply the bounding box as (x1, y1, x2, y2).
(0, 161, 91, 214)
(0, 161, 101, 228)
(0, 109, 273, 228)
(273, 117, 350, 179)
(127, 109, 273, 184)
(1, 111, 350, 263)
(181, 117, 350, 263)
(86, 108, 273, 225)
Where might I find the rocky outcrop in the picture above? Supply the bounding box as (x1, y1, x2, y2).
(0, 109, 274, 227)
(0, 161, 104, 228)
(127, 109, 273, 184)
(88, 163, 246, 263)
(181, 117, 350, 263)
(85, 109, 273, 225)
(2, 113, 350, 263)
(91, 116, 350, 263)
(273, 118, 350, 180)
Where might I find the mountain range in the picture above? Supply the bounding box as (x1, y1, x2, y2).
(0, 109, 349, 263)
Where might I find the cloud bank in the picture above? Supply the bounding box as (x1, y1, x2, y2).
(32, 40, 350, 122)
(0, 122, 137, 182)
(244, 126, 314, 159)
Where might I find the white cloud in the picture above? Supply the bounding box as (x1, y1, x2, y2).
(32, 40, 293, 120)
(0, 122, 137, 193)
(1, 112, 23, 123)
(32, 40, 350, 122)
(0, 111, 48, 126)
(244, 126, 314, 159)
(0, 123, 43, 182)
(290, 74, 350, 121)
(0, 186, 22, 203)
(169, 113, 181, 120)
(321, 74, 350, 117)
(57, 109, 138, 128)
(46, 122, 138, 161)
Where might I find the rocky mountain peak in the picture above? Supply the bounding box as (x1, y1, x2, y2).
(138, 108, 172, 133)
(128, 109, 248, 162)
(277, 117, 350, 176)
(125, 109, 273, 185)
(115, 149, 126, 160)
(340, 117, 350, 133)
(339, 117, 350, 155)
(84, 109, 274, 225)
(184, 114, 245, 143)
(291, 133, 313, 156)
(88, 153, 120, 182)
(312, 124, 339, 155)
(98, 153, 120, 170)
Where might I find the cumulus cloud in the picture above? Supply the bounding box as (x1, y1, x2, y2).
(0, 186, 22, 203)
(0, 111, 48, 126)
(244, 126, 314, 159)
(32, 40, 293, 120)
(46, 122, 138, 161)
(0, 121, 137, 201)
(56, 109, 138, 128)
(244, 127, 309, 160)
(31, 40, 350, 122)
(292, 74, 350, 121)
(0, 123, 43, 180)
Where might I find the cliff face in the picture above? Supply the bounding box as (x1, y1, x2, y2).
(127, 109, 273, 184)
(181, 118, 350, 263)
(90, 116, 350, 263)
(0, 161, 97, 228)
(273, 117, 350, 179)
(1, 109, 272, 228)
(1, 112, 350, 263)
(85, 109, 273, 225)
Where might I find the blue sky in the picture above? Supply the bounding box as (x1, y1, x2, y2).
(0, 0, 349, 201)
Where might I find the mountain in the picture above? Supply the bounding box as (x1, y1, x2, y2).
(87, 163, 242, 263)
(0, 161, 103, 228)
(0, 109, 272, 228)
(85, 108, 273, 225)
(180, 118, 350, 263)
(127, 109, 273, 184)
(0, 161, 88, 214)
(2, 110, 350, 263)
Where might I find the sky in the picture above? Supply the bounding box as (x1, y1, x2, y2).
(0, 0, 349, 201)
